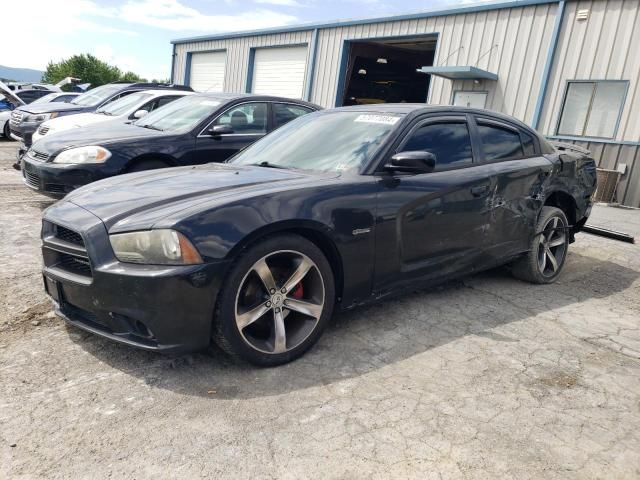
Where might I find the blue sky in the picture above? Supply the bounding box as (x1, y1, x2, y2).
(6, 0, 480, 81)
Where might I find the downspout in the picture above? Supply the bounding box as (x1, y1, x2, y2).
(532, 0, 565, 130)
(304, 28, 320, 102)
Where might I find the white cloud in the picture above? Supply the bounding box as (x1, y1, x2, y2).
(119, 0, 298, 31)
(254, 0, 303, 6)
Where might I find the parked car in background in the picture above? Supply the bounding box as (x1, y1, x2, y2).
(10, 82, 192, 150)
(1, 82, 79, 139)
(39, 105, 596, 365)
(22, 94, 319, 197)
(33, 90, 194, 143)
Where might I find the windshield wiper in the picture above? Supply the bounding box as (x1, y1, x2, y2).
(97, 111, 113, 116)
(253, 161, 288, 169)
(137, 124, 163, 131)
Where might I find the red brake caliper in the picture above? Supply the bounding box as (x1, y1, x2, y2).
(291, 282, 304, 299)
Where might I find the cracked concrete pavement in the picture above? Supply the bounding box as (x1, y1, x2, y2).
(1, 139, 639, 479)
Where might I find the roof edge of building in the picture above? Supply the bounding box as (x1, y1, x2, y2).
(170, 0, 559, 45)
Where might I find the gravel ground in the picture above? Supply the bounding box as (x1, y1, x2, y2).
(1, 138, 639, 479)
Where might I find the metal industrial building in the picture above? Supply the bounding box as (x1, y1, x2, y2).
(170, 0, 640, 207)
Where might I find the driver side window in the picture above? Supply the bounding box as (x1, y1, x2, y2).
(401, 121, 473, 170)
(214, 103, 268, 134)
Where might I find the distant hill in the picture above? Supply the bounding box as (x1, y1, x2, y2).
(0, 65, 44, 82)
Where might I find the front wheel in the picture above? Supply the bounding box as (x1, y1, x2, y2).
(3, 121, 14, 141)
(512, 206, 570, 284)
(213, 234, 335, 366)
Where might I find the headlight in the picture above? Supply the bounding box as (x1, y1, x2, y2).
(53, 146, 112, 164)
(24, 112, 58, 122)
(110, 229, 203, 265)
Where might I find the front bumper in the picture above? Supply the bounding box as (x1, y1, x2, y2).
(22, 153, 116, 198)
(42, 201, 230, 353)
(10, 121, 38, 146)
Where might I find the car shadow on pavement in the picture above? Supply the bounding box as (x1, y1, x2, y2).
(68, 251, 638, 399)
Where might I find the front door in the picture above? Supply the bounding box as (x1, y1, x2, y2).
(193, 102, 269, 164)
(373, 116, 495, 294)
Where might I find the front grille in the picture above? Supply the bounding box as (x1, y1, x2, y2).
(45, 184, 68, 195)
(42, 222, 92, 279)
(24, 170, 40, 188)
(38, 126, 50, 135)
(55, 225, 84, 246)
(29, 149, 49, 162)
(58, 253, 92, 276)
(10, 128, 23, 138)
(10, 111, 22, 125)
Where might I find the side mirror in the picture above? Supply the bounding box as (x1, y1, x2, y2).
(133, 109, 148, 119)
(207, 124, 234, 137)
(385, 151, 436, 174)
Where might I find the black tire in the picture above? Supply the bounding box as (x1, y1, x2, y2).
(126, 159, 169, 173)
(512, 206, 570, 284)
(213, 234, 335, 366)
(3, 122, 15, 141)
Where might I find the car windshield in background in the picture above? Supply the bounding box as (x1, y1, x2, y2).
(96, 92, 152, 116)
(231, 111, 403, 173)
(70, 84, 126, 106)
(133, 95, 222, 133)
(30, 93, 57, 105)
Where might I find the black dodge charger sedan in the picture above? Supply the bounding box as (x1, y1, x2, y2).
(22, 93, 319, 197)
(41, 105, 597, 366)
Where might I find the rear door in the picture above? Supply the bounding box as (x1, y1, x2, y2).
(192, 102, 270, 164)
(373, 115, 496, 294)
(472, 116, 552, 258)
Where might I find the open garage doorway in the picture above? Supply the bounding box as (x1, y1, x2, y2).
(337, 35, 437, 107)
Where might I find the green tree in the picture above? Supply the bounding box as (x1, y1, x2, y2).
(42, 54, 146, 88)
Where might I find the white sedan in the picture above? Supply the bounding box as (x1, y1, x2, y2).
(32, 89, 193, 143)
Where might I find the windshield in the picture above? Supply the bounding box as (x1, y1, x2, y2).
(30, 93, 57, 104)
(71, 84, 126, 106)
(133, 95, 222, 133)
(96, 92, 152, 116)
(231, 111, 403, 173)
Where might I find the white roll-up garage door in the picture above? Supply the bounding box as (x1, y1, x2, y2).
(252, 46, 308, 99)
(189, 51, 226, 92)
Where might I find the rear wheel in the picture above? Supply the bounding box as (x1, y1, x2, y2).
(126, 159, 169, 173)
(512, 206, 569, 284)
(213, 234, 335, 366)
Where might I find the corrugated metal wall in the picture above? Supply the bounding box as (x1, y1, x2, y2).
(173, 30, 314, 93)
(538, 0, 640, 141)
(310, 2, 558, 122)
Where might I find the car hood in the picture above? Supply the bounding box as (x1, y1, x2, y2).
(44, 112, 115, 132)
(18, 101, 89, 115)
(34, 122, 164, 154)
(64, 163, 337, 231)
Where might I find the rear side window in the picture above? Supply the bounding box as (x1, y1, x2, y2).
(401, 121, 473, 170)
(273, 103, 314, 128)
(477, 124, 524, 161)
(521, 131, 536, 156)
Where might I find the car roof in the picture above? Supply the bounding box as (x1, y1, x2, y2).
(190, 92, 321, 109)
(138, 89, 194, 98)
(328, 104, 539, 134)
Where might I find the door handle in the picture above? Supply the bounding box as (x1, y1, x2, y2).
(470, 184, 490, 197)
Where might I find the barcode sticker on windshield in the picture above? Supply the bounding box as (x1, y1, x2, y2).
(354, 114, 400, 125)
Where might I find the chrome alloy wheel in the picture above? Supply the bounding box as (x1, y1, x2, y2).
(234, 250, 325, 355)
(537, 216, 568, 277)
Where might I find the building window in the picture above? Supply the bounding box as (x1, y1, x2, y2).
(557, 81, 628, 139)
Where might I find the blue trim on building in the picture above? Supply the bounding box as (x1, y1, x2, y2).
(245, 48, 256, 93)
(170, 44, 176, 84)
(532, 0, 564, 130)
(171, 0, 558, 45)
(304, 29, 319, 101)
(184, 52, 193, 86)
